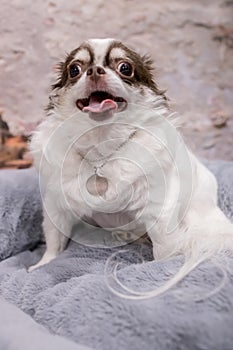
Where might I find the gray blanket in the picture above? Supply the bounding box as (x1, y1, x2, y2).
(0, 162, 233, 350)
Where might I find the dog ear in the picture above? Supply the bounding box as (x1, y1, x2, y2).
(45, 61, 67, 114)
(135, 53, 166, 97)
(52, 60, 67, 90)
(141, 54, 154, 72)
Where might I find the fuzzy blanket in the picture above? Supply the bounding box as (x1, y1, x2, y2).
(0, 161, 233, 350)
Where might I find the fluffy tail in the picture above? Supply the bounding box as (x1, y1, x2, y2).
(105, 208, 233, 299)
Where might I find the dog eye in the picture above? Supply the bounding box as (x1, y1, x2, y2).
(69, 64, 81, 78)
(117, 62, 133, 77)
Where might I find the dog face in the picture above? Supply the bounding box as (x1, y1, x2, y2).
(49, 39, 166, 120)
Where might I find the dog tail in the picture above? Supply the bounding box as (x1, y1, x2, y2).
(105, 207, 233, 299)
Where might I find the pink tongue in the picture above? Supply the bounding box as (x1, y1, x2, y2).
(83, 99, 118, 113)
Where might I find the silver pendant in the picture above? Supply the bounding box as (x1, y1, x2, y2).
(86, 174, 108, 196)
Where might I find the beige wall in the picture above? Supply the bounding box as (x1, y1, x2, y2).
(0, 0, 232, 159)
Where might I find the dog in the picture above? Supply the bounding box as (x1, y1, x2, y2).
(29, 38, 233, 296)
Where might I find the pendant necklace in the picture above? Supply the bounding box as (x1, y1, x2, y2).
(78, 130, 137, 197)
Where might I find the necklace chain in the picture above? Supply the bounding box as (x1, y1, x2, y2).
(77, 130, 137, 175)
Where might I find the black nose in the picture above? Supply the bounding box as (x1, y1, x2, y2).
(86, 65, 106, 79)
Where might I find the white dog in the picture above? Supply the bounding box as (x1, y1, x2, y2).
(29, 38, 233, 296)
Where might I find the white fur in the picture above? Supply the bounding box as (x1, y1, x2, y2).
(29, 39, 233, 298)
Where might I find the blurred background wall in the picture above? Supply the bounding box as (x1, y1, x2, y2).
(0, 0, 232, 159)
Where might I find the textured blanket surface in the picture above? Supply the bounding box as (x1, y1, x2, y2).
(0, 168, 43, 260)
(0, 297, 91, 350)
(0, 162, 233, 350)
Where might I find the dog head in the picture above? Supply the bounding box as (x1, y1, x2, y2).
(48, 38, 166, 120)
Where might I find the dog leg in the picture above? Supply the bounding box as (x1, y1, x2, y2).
(28, 208, 74, 271)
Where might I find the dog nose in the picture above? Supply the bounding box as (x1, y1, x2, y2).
(86, 65, 106, 80)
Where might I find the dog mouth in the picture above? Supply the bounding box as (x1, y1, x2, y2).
(76, 91, 127, 114)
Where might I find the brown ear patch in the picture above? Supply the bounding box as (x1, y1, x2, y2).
(52, 61, 67, 89)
